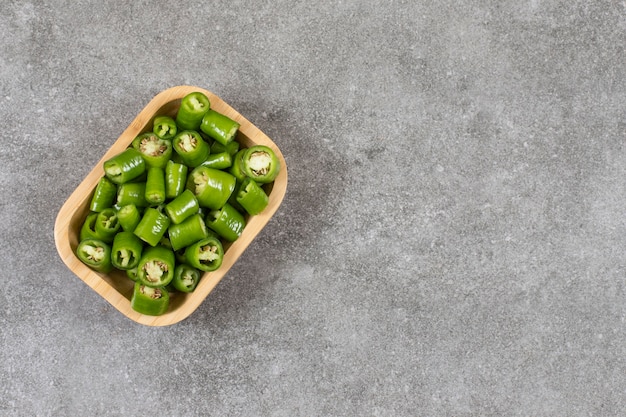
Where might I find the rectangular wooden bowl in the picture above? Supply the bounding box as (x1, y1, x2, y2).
(54, 86, 288, 326)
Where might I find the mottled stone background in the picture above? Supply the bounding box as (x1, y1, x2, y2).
(1, 0, 624, 415)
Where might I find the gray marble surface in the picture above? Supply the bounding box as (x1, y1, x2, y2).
(1, 1, 625, 415)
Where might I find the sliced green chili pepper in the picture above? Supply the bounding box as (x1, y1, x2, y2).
(117, 182, 148, 208)
(131, 282, 169, 316)
(184, 236, 224, 272)
(136, 245, 175, 287)
(164, 159, 188, 199)
(172, 264, 201, 293)
(206, 203, 246, 242)
(103, 148, 146, 184)
(134, 207, 171, 247)
(131, 132, 173, 169)
(240, 145, 280, 183)
(176, 92, 211, 131)
(186, 166, 236, 210)
(145, 167, 166, 206)
(89, 177, 117, 212)
(127, 267, 139, 282)
(111, 231, 143, 270)
(228, 149, 248, 181)
(211, 140, 239, 156)
(168, 214, 209, 251)
(173, 130, 210, 167)
(200, 109, 240, 146)
(153, 115, 177, 140)
(227, 192, 246, 214)
(117, 203, 142, 232)
(76, 238, 113, 273)
(199, 152, 232, 170)
(164, 189, 199, 224)
(235, 177, 269, 215)
(80, 212, 101, 241)
(94, 208, 121, 243)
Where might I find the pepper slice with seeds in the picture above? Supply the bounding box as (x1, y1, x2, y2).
(103, 148, 146, 184)
(240, 145, 280, 184)
(172, 264, 201, 293)
(175, 92, 211, 131)
(153, 115, 178, 140)
(111, 231, 143, 270)
(130, 282, 170, 316)
(76, 238, 113, 273)
(131, 132, 172, 168)
(94, 208, 121, 243)
(136, 245, 175, 287)
(184, 236, 224, 272)
(185, 166, 236, 210)
(172, 130, 210, 167)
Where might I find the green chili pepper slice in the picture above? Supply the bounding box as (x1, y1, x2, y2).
(103, 148, 146, 184)
(168, 214, 209, 251)
(145, 167, 166, 206)
(131, 133, 173, 169)
(184, 236, 224, 272)
(76, 238, 113, 273)
(136, 245, 175, 287)
(117, 182, 148, 208)
(200, 109, 240, 146)
(173, 130, 210, 167)
(164, 159, 188, 199)
(235, 178, 269, 215)
(89, 177, 117, 212)
(127, 267, 139, 282)
(240, 145, 280, 183)
(131, 282, 169, 316)
(117, 203, 142, 232)
(80, 212, 102, 241)
(172, 264, 201, 293)
(205, 203, 246, 242)
(165, 189, 199, 224)
(199, 152, 232, 170)
(153, 115, 178, 140)
(133, 207, 171, 247)
(228, 149, 248, 181)
(176, 92, 211, 131)
(110, 231, 143, 270)
(186, 166, 236, 210)
(94, 208, 121, 243)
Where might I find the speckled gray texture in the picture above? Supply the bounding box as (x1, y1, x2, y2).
(1, 0, 625, 415)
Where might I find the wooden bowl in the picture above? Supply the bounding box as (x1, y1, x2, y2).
(54, 86, 288, 326)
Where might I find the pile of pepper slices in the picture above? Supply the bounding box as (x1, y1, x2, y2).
(76, 92, 280, 316)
